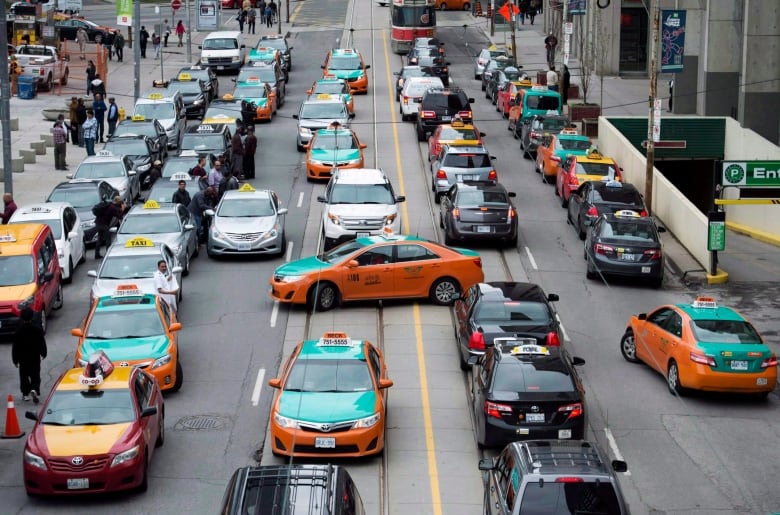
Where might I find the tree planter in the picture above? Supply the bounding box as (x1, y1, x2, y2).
(568, 104, 601, 122)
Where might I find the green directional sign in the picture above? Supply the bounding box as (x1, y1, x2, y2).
(722, 161, 780, 187)
(707, 211, 726, 252)
(117, 0, 133, 27)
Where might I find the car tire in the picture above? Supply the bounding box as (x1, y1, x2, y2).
(459, 350, 469, 371)
(277, 232, 287, 257)
(586, 259, 598, 280)
(444, 231, 454, 246)
(667, 359, 686, 396)
(296, 142, 304, 152)
(309, 282, 338, 312)
(44, 74, 53, 92)
(506, 234, 518, 247)
(439, 213, 444, 228)
(53, 283, 64, 310)
(560, 191, 568, 208)
(416, 125, 426, 142)
(171, 361, 183, 392)
(63, 258, 74, 284)
(192, 242, 199, 259)
(463, 2, 471, 10)
(649, 275, 663, 289)
(620, 330, 640, 363)
(155, 409, 165, 447)
(434, 193, 442, 204)
(429, 277, 459, 306)
(439, 1, 446, 9)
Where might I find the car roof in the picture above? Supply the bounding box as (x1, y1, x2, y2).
(477, 282, 549, 303)
(12, 203, 69, 218)
(79, 154, 127, 163)
(106, 238, 169, 257)
(590, 180, 638, 192)
(332, 168, 387, 183)
(185, 123, 229, 134)
(676, 298, 745, 321)
(442, 145, 488, 154)
(125, 201, 180, 216)
(511, 440, 615, 477)
(221, 189, 272, 201)
(298, 334, 368, 360)
(57, 366, 134, 391)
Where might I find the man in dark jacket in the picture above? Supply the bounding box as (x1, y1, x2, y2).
(140, 26, 150, 58)
(92, 93, 107, 142)
(94, 196, 126, 259)
(172, 180, 191, 207)
(243, 126, 257, 179)
(12, 308, 47, 403)
(188, 187, 216, 243)
(231, 128, 244, 178)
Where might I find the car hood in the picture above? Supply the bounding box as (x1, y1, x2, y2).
(80, 335, 170, 361)
(329, 70, 364, 80)
(214, 215, 276, 234)
(327, 204, 395, 217)
(278, 391, 376, 422)
(36, 423, 133, 456)
(116, 232, 183, 249)
(310, 148, 360, 162)
(0, 283, 36, 303)
(274, 255, 330, 276)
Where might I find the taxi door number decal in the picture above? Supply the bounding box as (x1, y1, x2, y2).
(347, 272, 360, 282)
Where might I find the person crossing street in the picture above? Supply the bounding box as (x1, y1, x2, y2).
(11, 308, 47, 404)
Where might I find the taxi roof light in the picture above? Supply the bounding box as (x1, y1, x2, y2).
(131, 114, 146, 121)
(692, 296, 717, 309)
(24, 206, 53, 214)
(238, 183, 256, 192)
(317, 332, 354, 347)
(0, 234, 17, 243)
(80, 350, 115, 387)
(143, 199, 160, 209)
(97, 150, 114, 157)
(125, 236, 155, 248)
(614, 210, 640, 218)
(170, 172, 192, 181)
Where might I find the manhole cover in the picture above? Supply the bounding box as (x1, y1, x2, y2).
(175, 415, 227, 431)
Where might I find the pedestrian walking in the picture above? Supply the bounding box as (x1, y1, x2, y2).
(86, 60, 96, 95)
(9, 56, 22, 96)
(243, 126, 257, 179)
(535, 0, 542, 13)
(231, 128, 245, 177)
(1, 193, 18, 224)
(140, 26, 150, 58)
(11, 308, 47, 404)
(172, 180, 191, 207)
(264, 4, 273, 27)
(236, 9, 246, 32)
(208, 160, 224, 188)
(527, 0, 537, 25)
(546, 65, 559, 92)
(113, 31, 125, 61)
(107, 97, 119, 138)
(52, 118, 69, 170)
(269, 0, 277, 23)
(76, 27, 88, 59)
(176, 21, 185, 47)
(258, 0, 267, 24)
(68, 97, 80, 146)
(91, 75, 106, 99)
(103, 37, 113, 61)
(561, 64, 571, 105)
(188, 186, 216, 243)
(153, 260, 179, 311)
(189, 155, 208, 178)
(76, 98, 87, 147)
(518, 0, 527, 24)
(92, 93, 107, 142)
(544, 31, 558, 68)
(82, 109, 98, 156)
(247, 7, 257, 34)
(152, 32, 161, 58)
(93, 196, 126, 259)
(164, 19, 171, 47)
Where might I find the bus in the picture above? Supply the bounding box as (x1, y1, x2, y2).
(390, 0, 437, 54)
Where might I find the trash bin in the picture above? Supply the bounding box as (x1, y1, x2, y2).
(17, 76, 37, 99)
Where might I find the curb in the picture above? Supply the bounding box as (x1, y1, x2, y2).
(726, 221, 780, 248)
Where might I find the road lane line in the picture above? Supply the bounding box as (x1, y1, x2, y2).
(383, 29, 442, 515)
(251, 368, 266, 406)
(270, 301, 279, 328)
(524, 246, 538, 270)
(297, 191, 304, 208)
(604, 428, 632, 476)
(285, 241, 293, 262)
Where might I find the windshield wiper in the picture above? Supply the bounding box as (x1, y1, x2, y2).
(121, 334, 154, 339)
(284, 388, 303, 392)
(86, 335, 111, 340)
(41, 421, 70, 426)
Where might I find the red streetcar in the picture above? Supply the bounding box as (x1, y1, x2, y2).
(390, 0, 437, 54)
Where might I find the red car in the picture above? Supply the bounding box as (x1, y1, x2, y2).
(555, 150, 623, 208)
(496, 80, 533, 118)
(427, 119, 484, 161)
(23, 363, 164, 495)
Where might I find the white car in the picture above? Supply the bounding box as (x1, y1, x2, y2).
(8, 203, 85, 283)
(399, 76, 444, 122)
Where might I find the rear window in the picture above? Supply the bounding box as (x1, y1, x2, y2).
(542, 118, 568, 131)
(474, 301, 552, 324)
(423, 92, 469, 110)
(518, 481, 622, 514)
(456, 190, 507, 206)
(689, 320, 762, 344)
(557, 138, 591, 152)
(526, 95, 560, 111)
(599, 220, 656, 242)
(493, 358, 574, 392)
(592, 187, 643, 206)
(576, 162, 617, 178)
(442, 153, 491, 168)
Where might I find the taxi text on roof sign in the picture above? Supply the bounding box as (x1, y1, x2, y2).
(203, 116, 235, 124)
(316, 93, 332, 100)
(238, 183, 255, 192)
(587, 149, 604, 159)
(26, 206, 53, 213)
(143, 199, 161, 209)
(147, 93, 164, 100)
(170, 172, 191, 181)
(178, 73, 192, 81)
(317, 332, 353, 347)
(532, 85, 548, 92)
(510, 344, 550, 356)
(131, 115, 145, 121)
(0, 234, 17, 243)
(692, 296, 718, 309)
(614, 209, 639, 218)
(125, 236, 155, 248)
(222, 93, 235, 100)
(197, 124, 215, 132)
(97, 150, 114, 157)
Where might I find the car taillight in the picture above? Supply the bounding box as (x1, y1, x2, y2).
(640, 210, 648, 216)
(442, 67, 448, 74)
(468, 331, 485, 351)
(551, 155, 561, 163)
(594, 243, 613, 255)
(478, 58, 486, 65)
(690, 352, 717, 367)
(452, 207, 460, 220)
(530, 131, 541, 139)
(458, 111, 472, 119)
(436, 169, 447, 180)
(761, 355, 778, 368)
(421, 110, 436, 119)
(586, 207, 598, 217)
(487, 170, 498, 181)
(39, 69, 45, 76)
(473, 257, 483, 268)
(484, 400, 511, 419)
(568, 174, 579, 187)
(644, 249, 662, 260)
(403, 95, 409, 105)
(558, 402, 583, 418)
(546, 332, 560, 347)
(555, 477, 584, 483)
(508, 207, 516, 219)
(615, 167, 623, 181)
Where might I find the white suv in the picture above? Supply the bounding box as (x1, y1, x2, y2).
(317, 169, 406, 250)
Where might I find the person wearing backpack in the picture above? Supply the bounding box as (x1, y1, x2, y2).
(93, 196, 126, 259)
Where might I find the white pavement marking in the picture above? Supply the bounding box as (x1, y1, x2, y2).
(604, 428, 631, 476)
(251, 368, 266, 406)
(524, 246, 538, 270)
(297, 191, 304, 208)
(285, 241, 294, 262)
(270, 301, 279, 328)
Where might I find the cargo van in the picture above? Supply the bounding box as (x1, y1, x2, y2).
(199, 31, 245, 73)
(0, 223, 63, 336)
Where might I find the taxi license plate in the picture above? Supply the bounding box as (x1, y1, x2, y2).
(67, 478, 89, 490)
(441, 115, 452, 121)
(315, 437, 335, 448)
(526, 413, 545, 423)
(238, 242, 251, 251)
(730, 360, 748, 370)
(459, 174, 477, 181)
(641, 266, 651, 274)
(618, 253, 637, 261)
(356, 232, 369, 238)
(217, 66, 225, 70)
(476, 226, 491, 233)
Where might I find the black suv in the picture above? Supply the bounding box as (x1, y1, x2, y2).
(220, 465, 365, 515)
(179, 123, 233, 170)
(479, 440, 630, 514)
(416, 87, 474, 141)
(471, 335, 586, 447)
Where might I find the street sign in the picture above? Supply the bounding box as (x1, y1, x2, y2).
(707, 211, 726, 252)
(722, 161, 780, 188)
(564, 22, 573, 35)
(117, 0, 133, 26)
(171, 0, 181, 10)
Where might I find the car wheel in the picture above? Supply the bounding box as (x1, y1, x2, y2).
(439, 213, 444, 228)
(171, 361, 183, 392)
(620, 330, 640, 363)
(434, 193, 442, 204)
(444, 231, 455, 246)
(439, 1, 446, 9)
(192, 242, 199, 258)
(459, 349, 469, 371)
(416, 125, 426, 142)
(649, 275, 663, 289)
(182, 253, 190, 277)
(577, 217, 586, 240)
(63, 258, 74, 284)
(44, 74, 53, 92)
(586, 260, 598, 280)
(309, 282, 338, 311)
(277, 232, 287, 257)
(667, 359, 686, 396)
(429, 277, 459, 305)
(560, 190, 568, 208)
(53, 283, 64, 310)
(155, 408, 165, 447)
(506, 234, 518, 247)
(296, 142, 304, 152)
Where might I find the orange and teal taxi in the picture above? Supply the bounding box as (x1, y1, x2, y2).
(427, 119, 485, 161)
(268, 331, 393, 458)
(232, 79, 277, 122)
(304, 125, 366, 181)
(269, 231, 484, 311)
(22, 356, 164, 495)
(621, 296, 778, 396)
(72, 285, 183, 392)
(497, 79, 534, 118)
(536, 129, 591, 183)
(245, 46, 281, 67)
(555, 148, 623, 207)
(307, 75, 354, 113)
(322, 48, 370, 94)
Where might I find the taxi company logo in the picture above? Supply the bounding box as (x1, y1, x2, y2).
(530, 406, 541, 413)
(723, 163, 746, 185)
(72, 456, 84, 466)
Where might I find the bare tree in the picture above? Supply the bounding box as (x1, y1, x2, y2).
(576, 9, 595, 104)
(594, 8, 613, 108)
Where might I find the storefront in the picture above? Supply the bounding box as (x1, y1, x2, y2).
(619, 0, 648, 74)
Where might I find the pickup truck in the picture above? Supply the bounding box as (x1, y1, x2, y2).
(14, 45, 69, 91)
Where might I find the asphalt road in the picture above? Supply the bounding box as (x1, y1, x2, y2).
(1, 1, 779, 514)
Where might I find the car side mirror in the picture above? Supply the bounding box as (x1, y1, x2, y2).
(612, 460, 629, 473)
(657, 226, 667, 233)
(42, 271, 54, 283)
(169, 322, 182, 332)
(638, 313, 647, 320)
(468, 97, 475, 103)
(65, 174, 73, 179)
(204, 209, 215, 217)
(479, 132, 486, 137)
(292, 114, 298, 119)
(109, 227, 117, 233)
(71, 328, 84, 337)
(67, 230, 79, 240)
(268, 378, 281, 388)
(141, 406, 158, 418)
(317, 195, 326, 203)
(393, 71, 399, 76)
(184, 224, 195, 231)
(277, 208, 288, 215)
(572, 356, 586, 366)
(288, 46, 294, 50)
(25, 411, 39, 422)
(395, 195, 406, 203)
(378, 378, 393, 389)
(547, 293, 559, 301)
(172, 266, 183, 274)
(230, 78, 236, 82)
(346, 259, 359, 268)
(128, 170, 137, 176)
(320, 64, 325, 69)
(198, 45, 202, 49)
(87, 270, 97, 278)
(508, 192, 517, 198)
(349, 113, 355, 119)
(240, 44, 246, 49)
(365, 64, 370, 69)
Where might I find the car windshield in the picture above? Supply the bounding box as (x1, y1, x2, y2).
(40, 390, 136, 426)
(320, 239, 367, 263)
(238, 68, 276, 83)
(300, 103, 348, 119)
(442, 153, 491, 168)
(203, 38, 237, 50)
(329, 184, 394, 204)
(518, 480, 622, 514)
(312, 132, 357, 150)
(104, 140, 149, 156)
(494, 358, 574, 392)
(440, 127, 478, 140)
(599, 220, 656, 242)
(75, 162, 127, 179)
(577, 162, 617, 178)
(120, 213, 180, 234)
(218, 198, 275, 217)
(313, 83, 348, 95)
(526, 95, 560, 111)
(181, 134, 224, 152)
(557, 138, 592, 152)
(456, 190, 508, 206)
(234, 86, 268, 99)
(114, 123, 157, 139)
(592, 187, 643, 206)
(99, 255, 160, 279)
(285, 359, 373, 392)
(0, 255, 35, 286)
(86, 307, 164, 338)
(475, 301, 551, 324)
(11, 219, 62, 239)
(168, 82, 201, 95)
(134, 102, 175, 120)
(48, 187, 100, 208)
(329, 55, 361, 70)
(543, 118, 568, 131)
(205, 105, 240, 120)
(163, 158, 209, 177)
(147, 182, 182, 203)
(690, 319, 763, 344)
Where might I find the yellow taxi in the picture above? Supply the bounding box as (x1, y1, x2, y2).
(427, 118, 485, 161)
(304, 124, 366, 181)
(555, 148, 623, 207)
(268, 331, 393, 458)
(322, 48, 370, 94)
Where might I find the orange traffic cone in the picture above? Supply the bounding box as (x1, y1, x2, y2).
(1, 394, 25, 439)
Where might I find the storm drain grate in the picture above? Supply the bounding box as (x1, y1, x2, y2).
(175, 415, 227, 431)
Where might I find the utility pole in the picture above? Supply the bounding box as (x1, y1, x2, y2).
(134, 0, 141, 102)
(644, 0, 661, 213)
(490, 0, 494, 37)
(0, 0, 13, 194)
(185, 0, 192, 62)
(560, 0, 568, 73)
(285, 0, 290, 23)
(156, 5, 164, 82)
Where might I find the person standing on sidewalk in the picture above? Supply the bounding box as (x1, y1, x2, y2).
(247, 7, 257, 34)
(93, 93, 107, 143)
(544, 32, 558, 68)
(561, 65, 570, 105)
(76, 98, 87, 147)
(107, 97, 119, 139)
(152, 32, 161, 58)
(264, 3, 273, 27)
(52, 119, 69, 170)
(140, 26, 150, 58)
(546, 65, 559, 92)
(176, 21, 186, 47)
(76, 27, 88, 59)
(113, 31, 125, 62)
(231, 128, 245, 178)
(269, 0, 277, 23)
(86, 60, 96, 95)
(68, 97, 80, 146)
(518, 0, 527, 24)
(1, 193, 18, 224)
(258, 0, 267, 25)
(243, 126, 257, 179)
(527, 0, 537, 25)
(11, 308, 47, 404)
(82, 109, 98, 156)
(164, 19, 171, 47)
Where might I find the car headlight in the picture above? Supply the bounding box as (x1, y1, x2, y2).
(111, 445, 139, 467)
(309, 159, 323, 165)
(18, 295, 35, 311)
(352, 412, 380, 429)
(385, 213, 397, 225)
(327, 212, 342, 226)
(82, 220, 96, 229)
(276, 274, 303, 283)
(193, 99, 204, 106)
(260, 226, 279, 241)
(151, 354, 172, 369)
(211, 226, 227, 240)
(24, 450, 47, 470)
(136, 163, 151, 172)
(298, 127, 312, 137)
(274, 413, 299, 429)
(345, 157, 362, 165)
(200, 57, 208, 64)
(231, 56, 240, 62)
